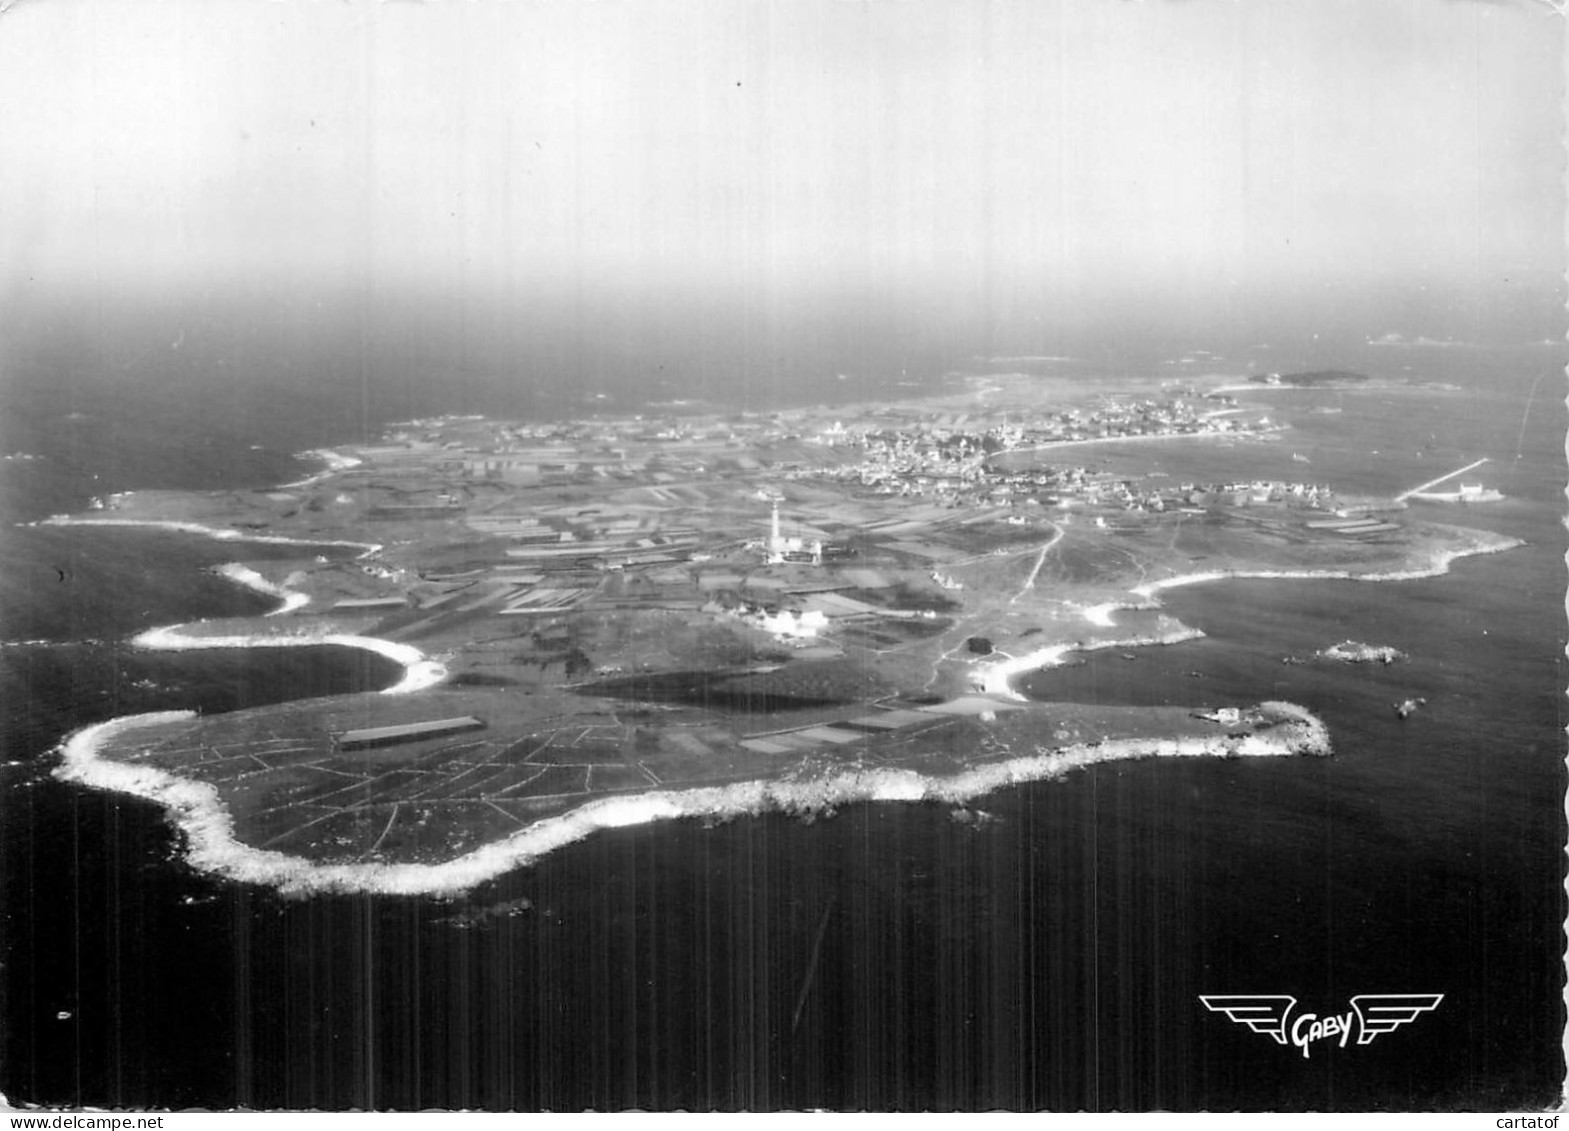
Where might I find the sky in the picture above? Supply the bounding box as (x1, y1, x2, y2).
(0, 0, 1563, 390)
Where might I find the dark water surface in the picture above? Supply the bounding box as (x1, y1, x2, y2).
(1, 350, 1562, 1110)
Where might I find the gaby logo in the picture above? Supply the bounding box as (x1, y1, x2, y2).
(1200, 994, 1444, 1059)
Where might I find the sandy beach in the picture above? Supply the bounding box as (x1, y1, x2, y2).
(33, 515, 383, 558)
(133, 623, 447, 695)
(975, 628, 1207, 699)
(1129, 536, 1522, 600)
(277, 448, 365, 490)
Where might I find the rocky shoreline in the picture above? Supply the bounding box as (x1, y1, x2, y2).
(53, 700, 1329, 897)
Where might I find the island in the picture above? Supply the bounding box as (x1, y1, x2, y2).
(42, 371, 1519, 895)
(1315, 640, 1407, 665)
(1249, 369, 1371, 387)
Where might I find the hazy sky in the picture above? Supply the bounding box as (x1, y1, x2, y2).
(0, 0, 1562, 371)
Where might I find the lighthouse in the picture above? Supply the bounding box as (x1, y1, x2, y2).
(764, 498, 820, 564)
(768, 500, 784, 563)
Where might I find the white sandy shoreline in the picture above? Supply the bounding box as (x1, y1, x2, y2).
(1129, 537, 1523, 600)
(278, 448, 364, 490)
(32, 513, 440, 691)
(53, 701, 1328, 897)
(1010, 536, 1523, 695)
(978, 628, 1206, 700)
(134, 624, 447, 696)
(30, 515, 382, 558)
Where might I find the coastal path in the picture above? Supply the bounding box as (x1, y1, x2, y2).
(1011, 521, 1064, 603)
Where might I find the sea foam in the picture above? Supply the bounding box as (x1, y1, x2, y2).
(213, 562, 310, 615)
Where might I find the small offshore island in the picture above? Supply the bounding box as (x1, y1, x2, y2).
(45, 370, 1518, 895)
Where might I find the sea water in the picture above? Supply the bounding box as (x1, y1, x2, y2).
(0, 348, 1561, 1110)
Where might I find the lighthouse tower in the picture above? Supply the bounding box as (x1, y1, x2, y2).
(768, 500, 785, 564)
